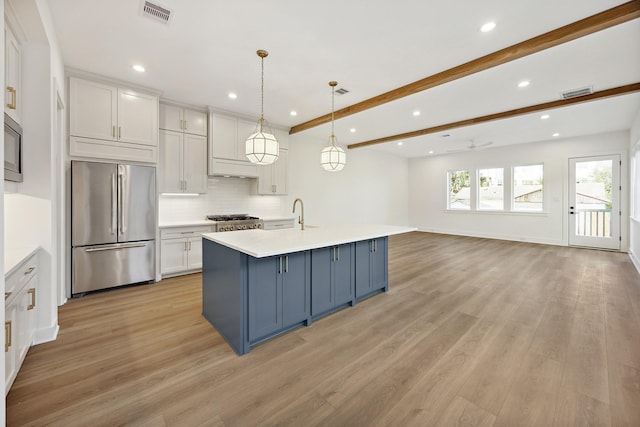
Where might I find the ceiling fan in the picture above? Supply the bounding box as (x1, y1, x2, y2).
(446, 139, 493, 153)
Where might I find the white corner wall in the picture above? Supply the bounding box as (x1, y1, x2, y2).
(629, 109, 640, 272)
(409, 131, 630, 247)
(287, 135, 409, 226)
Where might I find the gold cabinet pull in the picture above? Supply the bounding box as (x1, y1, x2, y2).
(5, 291, 12, 300)
(5, 321, 12, 352)
(118, 126, 122, 139)
(24, 266, 35, 275)
(6, 86, 16, 109)
(28, 288, 36, 310)
(112, 125, 116, 138)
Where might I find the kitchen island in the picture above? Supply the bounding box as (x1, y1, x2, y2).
(201, 224, 415, 355)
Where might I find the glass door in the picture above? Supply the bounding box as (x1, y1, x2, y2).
(569, 155, 620, 250)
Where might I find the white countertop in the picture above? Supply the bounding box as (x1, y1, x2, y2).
(4, 245, 40, 277)
(203, 223, 417, 258)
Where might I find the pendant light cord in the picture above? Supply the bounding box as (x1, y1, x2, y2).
(260, 55, 264, 132)
(331, 84, 335, 145)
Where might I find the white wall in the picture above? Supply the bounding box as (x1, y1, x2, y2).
(1, 0, 6, 415)
(409, 131, 629, 247)
(629, 109, 640, 271)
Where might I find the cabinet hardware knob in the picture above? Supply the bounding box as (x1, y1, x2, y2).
(24, 267, 35, 275)
(4, 291, 12, 300)
(27, 288, 36, 310)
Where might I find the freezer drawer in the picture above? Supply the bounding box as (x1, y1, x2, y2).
(72, 241, 155, 295)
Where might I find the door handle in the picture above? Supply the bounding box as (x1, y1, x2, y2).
(27, 288, 36, 310)
(5, 321, 12, 352)
(118, 126, 122, 139)
(85, 243, 146, 252)
(285, 256, 289, 273)
(279, 256, 283, 274)
(337, 246, 340, 261)
(111, 173, 117, 234)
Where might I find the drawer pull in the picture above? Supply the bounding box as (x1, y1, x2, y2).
(5, 291, 12, 300)
(6, 86, 16, 110)
(28, 288, 36, 310)
(24, 267, 35, 275)
(5, 321, 12, 352)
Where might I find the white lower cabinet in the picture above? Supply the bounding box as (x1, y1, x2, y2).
(160, 226, 213, 277)
(5, 250, 39, 394)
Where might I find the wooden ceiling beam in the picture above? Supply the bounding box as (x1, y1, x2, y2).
(347, 83, 640, 149)
(289, 1, 640, 135)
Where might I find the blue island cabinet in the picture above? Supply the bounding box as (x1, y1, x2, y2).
(311, 243, 355, 319)
(355, 237, 388, 300)
(248, 251, 310, 342)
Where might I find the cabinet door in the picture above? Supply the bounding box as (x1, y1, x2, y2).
(355, 240, 373, 298)
(257, 161, 275, 195)
(273, 149, 288, 195)
(5, 299, 18, 392)
(186, 237, 203, 270)
(236, 119, 257, 161)
(159, 130, 183, 193)
(371, 238, 388, 292)
(117, 89, 158, 146)
(159, 104, 182, 132)
(4, 25, 21, 123)
(161, 239, 188, 275)
(311, 247, 333, 315)
(282, 252, 309, 328)
(183, 109, 207, 136)
(183, 134, 207, 193)
(17, 278, 36, 363)
(69, 77, 117, 141)
(209, 114, 237, 160)
(248, 256, 282, 341)
(333, 244, 354, 306)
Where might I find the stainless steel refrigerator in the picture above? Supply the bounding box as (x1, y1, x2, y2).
(71, 160, 156, 295)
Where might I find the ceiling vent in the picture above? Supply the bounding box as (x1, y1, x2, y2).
(335, 88, 349, 95)
(141, 1, 172, 24)
(561, 86, 593, 100)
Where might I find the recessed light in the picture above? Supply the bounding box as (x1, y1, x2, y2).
(540, 114, 550, 120)
(350, 128, 356, 133)
(552, 133, 560, 137)
(228, 92, 237, 99)
(132, 64, 145, 73)
(480, 22, 496, 33)
(413, 110, 420, 117)
(397, 141, 403, 146)
(290, 110, 297, 116)
(429, 150, 434, 154)
(518, 80, 530, 88)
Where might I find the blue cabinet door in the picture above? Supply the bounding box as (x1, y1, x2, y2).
(248, 256, 282, 341)
(371, 237, 388, 292)
(333, 243, 354, 306)
(282, 251, 310, 328)
(355, 240, 372, 298)
(311, 247, 333, 315)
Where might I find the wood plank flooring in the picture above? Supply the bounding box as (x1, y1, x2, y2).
(7, 232, 640, 426)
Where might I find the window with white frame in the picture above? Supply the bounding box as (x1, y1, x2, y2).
(448, 170, 471, 210)
(478, 168, 504, 210)
(513, 164, 544, 211)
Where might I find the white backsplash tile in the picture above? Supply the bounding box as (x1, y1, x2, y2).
(159, 177, 286, 223)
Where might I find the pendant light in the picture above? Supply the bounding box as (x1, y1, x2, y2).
(321, 81, 346, 172)
(245, 50, 279, 165)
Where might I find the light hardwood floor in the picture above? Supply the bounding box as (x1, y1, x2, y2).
(7, 232, 640, 426)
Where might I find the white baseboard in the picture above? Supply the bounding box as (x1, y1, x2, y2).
(34, 324, 60, 345)
(416, 227, 566, 247)
(630, 250, 640, 276)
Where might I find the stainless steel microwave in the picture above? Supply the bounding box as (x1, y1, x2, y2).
(4, 113, 22, 182)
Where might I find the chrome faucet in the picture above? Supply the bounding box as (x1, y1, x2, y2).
(292, 198, 304, 230)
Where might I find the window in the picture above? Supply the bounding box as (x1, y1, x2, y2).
(513, 164, 544, 211)
(478, 168, 504, 210)
(448, 170, 471, 210)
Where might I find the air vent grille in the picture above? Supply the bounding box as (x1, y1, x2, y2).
(141, 1, 172, 24)
(335, 88, 349, 95)
(561, 86, 593, 100)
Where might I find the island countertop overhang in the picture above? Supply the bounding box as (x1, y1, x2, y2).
(202, 224, 416, 258)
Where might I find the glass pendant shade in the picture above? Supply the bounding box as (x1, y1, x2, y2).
(321, 137, 346, 172)
(246, 128, 279, 165)
(246, 49, 278, 165)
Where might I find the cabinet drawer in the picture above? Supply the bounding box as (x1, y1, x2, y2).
(5, 254, 37, 300)
(161, 226, 213, 240)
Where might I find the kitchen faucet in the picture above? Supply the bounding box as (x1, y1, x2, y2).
(292, 198, 304, 230)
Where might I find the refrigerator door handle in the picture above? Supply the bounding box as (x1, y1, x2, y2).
(118, 172, 125, 235)
(85, 243, 147, 252)
(111, 173, 117, 235)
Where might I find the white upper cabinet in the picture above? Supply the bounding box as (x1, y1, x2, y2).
(69, 77, 159, 162)
(159, 130, 183, 193)
(159, 130, 207, 194)
(159, 104, 207, 136)
(257, 149, 288, 195)
(183, 133, 207, 193)
(210, 114, 242, 161)
(4, 23, 21, 124)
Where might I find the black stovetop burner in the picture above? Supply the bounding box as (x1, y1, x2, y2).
(206, 214, 259, 222)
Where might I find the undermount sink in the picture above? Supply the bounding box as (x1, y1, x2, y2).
(304, 225, 320, 229)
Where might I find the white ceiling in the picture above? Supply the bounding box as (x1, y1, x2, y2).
(46, 0, 640, 158)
